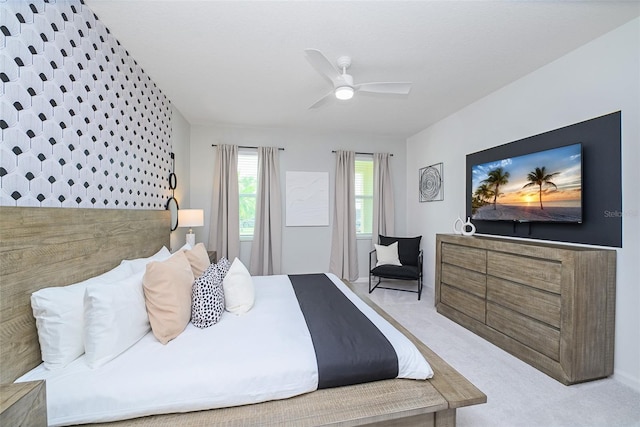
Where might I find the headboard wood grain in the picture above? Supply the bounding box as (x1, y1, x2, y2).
(0, 207, 170, 383)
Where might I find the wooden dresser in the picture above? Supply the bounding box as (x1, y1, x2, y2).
(435, 234, 616, 385)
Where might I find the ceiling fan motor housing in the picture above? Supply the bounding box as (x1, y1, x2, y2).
(336, 55, 352, 71)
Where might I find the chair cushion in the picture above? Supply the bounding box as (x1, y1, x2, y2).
(379, 235, 422, 266)
(371, 264, 420, 280)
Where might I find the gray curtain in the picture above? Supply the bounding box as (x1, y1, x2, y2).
(373, 153, 395, 239)
(208, 144, 240, 260)
(329, 150, 358, 281)
(250, 147, 282, 275)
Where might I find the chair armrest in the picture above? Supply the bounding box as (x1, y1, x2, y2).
(369, 249, 377, 272)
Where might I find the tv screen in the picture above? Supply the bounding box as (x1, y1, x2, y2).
(471, 143, 582, 223)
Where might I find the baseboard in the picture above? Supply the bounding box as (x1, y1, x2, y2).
(613, 370, 640, 393)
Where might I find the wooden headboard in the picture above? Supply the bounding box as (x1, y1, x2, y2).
(0, 207, 170, 383)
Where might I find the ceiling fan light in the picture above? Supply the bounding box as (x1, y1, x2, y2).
(335, 86, 354, 100)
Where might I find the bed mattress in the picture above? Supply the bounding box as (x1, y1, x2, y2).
(17, 273, 433, 426)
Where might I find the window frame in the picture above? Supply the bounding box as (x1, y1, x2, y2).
(237, 149, 258, 240)
(354, 156, 374, 238)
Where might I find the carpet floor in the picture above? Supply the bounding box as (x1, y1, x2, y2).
(350, 280, 640, 427)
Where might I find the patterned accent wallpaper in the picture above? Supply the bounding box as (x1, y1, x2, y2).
(0, 0, 172, 209)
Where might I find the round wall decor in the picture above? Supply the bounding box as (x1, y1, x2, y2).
(419, 162, 444, 202)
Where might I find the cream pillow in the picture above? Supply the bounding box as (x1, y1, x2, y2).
(223, 258, 254, 315)
(84, 271, 149, 368)
(183, 243, 211, 279)
(375, 241, 402, 267)
(142, 251, 195, 344)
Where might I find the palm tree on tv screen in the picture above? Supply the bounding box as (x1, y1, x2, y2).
(481, 167, 510, 210)
(523, 166, 559, 210)
(472, 183, 494, 213)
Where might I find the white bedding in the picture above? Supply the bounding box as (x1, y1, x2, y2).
(17, 273, 433, 426)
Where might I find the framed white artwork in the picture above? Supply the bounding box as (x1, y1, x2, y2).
(286, 171, 329, 226)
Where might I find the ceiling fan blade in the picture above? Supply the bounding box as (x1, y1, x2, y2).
(308, 90, 334, 109)
(305, 48, 341, 85)
(355, 82, 412, 95)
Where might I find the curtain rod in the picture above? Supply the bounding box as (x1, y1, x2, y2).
(211, 144, 284, 151)
(332, 150, 393, 157)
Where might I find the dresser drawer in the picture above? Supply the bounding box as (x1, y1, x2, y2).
(487, 276, 560, 328)
(487, 251, 561, 294)
(442, 243, 486, 274)
(442, 263, 486, 298)
(487, 302, 560, 361)
(441, 284, 485, 323)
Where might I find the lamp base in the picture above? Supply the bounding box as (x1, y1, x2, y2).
(186, 232, 195, 247)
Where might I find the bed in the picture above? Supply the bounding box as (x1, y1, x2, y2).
(0, 206, 486, 426)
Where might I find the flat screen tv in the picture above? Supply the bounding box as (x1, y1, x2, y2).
(471, 143, 582, 223)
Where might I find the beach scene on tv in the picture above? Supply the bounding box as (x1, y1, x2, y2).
(471, 143, 582, 223)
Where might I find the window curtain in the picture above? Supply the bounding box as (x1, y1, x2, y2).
(208, 144, 240, 260)
(329, 150, 358, 281)
(249, 147, 282, 275)
(372, 153, 395, 239)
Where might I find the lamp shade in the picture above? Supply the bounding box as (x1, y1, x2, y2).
(178, 209, 204, 228)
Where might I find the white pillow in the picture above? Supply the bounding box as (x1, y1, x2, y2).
(375, 241, 402, 267)
(223, 258, 254, 315)
(30, 262, 134, 370)
(174, 242, 192, 253)
(83, 271, 150, 368)
(120, 246, 172, 273)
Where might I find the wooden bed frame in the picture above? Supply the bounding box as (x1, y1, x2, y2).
(0, 206, 485, 426)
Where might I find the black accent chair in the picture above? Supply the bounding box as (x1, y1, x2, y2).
(369, 235, 423, 300)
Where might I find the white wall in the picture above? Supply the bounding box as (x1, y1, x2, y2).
(406, 18, 640, 390)
(169, 106, 191, 251)
(189, 125, 406, 276)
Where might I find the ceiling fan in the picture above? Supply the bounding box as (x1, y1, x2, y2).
(304, 48, 412, 109)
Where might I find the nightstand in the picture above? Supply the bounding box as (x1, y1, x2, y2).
(0, 381, 47, 426)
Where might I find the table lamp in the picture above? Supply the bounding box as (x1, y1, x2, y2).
(178, 209, 204, 246)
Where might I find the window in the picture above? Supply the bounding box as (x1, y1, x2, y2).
(238, 151, 258, 237)
(354, 157, 373, 235)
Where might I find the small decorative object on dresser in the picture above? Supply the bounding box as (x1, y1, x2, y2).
(453, 216, 475, 236)
(461, 217, 476, 236)
(453, 216, 464, 234)
(435, 234, 616, 385)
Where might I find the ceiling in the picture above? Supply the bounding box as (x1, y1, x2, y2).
(84, 1, 639, 139)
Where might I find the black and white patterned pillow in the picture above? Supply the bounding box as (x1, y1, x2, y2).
(216, 257, 231, 277)
(191, 263, 225, 329)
